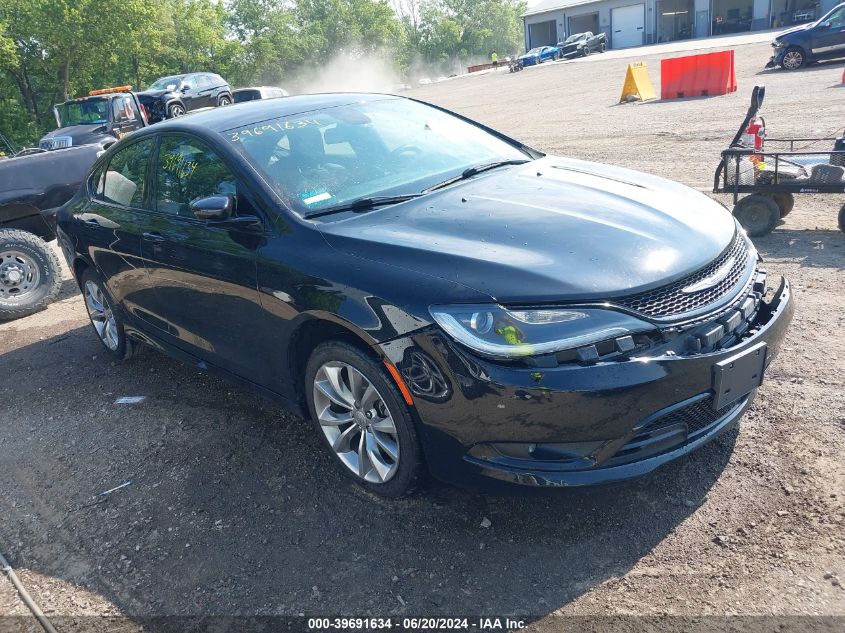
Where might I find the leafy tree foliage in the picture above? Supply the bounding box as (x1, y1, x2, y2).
(0, 0, 525, 148)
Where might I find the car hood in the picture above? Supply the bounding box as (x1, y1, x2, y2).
(777, 22, 816, 40)
(40, 124, 107, 144)
(318, 156, 737, 305)
(136, 89, 175, 101)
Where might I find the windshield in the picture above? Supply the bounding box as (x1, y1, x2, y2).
(56, 98, 108, 127)
(527, 48, 542, 54)
(818, 4, 845, 26)
(565, 34, 586, 43)
(148, 76, 184, 91)
(227, 97, 531, 217)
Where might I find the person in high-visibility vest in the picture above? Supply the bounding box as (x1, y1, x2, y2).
(491, 51, 499, 68)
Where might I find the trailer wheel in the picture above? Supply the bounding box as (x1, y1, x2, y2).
(838, 204, 845, 233)
(733, 195, 780, 237)
(768, 192, 794, 217)
(0, 229, 61, 321)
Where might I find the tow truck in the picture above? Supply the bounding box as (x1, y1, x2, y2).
(38, 85, 147, 151)
(1, 86, 146, 320)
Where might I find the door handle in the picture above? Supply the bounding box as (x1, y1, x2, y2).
(84, 218, 101, 226)
(142, 232, 165, 242)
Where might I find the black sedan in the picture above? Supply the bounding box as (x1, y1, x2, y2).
(56, 94, 793, 496)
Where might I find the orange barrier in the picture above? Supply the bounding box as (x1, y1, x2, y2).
(660, 50, 736, 100)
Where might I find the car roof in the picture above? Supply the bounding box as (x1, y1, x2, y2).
(149, 92, 402, 133)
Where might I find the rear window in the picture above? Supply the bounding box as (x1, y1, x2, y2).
(234, 90, 261, 103)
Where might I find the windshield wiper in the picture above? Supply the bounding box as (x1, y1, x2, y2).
(304, 193, 422, 219)
(423, 159, 531, 193)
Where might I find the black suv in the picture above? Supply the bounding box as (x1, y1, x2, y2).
(768, 2, 845, 69)
(136, 73, 232, 123)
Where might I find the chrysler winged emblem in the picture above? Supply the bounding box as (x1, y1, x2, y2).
(681, 257, 735, 294)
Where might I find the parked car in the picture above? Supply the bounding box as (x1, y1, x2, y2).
(556, 32, 607, 58)
(39, 87, 147, 151)
(768, 1, 845, 69)
(57, 93, 793, 496)
(232, 87, 290, 103)
(136, 73, 232, 123)
(518, 45, 560, 66)
(1, 144, 105, 318)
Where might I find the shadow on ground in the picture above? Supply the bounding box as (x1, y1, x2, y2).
(755, 227, 845, 269)
(0, 325, 738, 622)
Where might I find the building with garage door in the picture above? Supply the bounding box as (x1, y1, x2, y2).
(523, 0, 840, 50)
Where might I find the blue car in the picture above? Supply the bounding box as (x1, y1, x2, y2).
(767, 2, 845, 69)
(518, 45, 560, 66)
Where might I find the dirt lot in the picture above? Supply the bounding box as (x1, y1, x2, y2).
(0, 37, 843, 630)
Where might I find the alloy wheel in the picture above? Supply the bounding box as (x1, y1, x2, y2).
(84, 280, 119, 351)
(782, 50, 803, 70)
(219, 96, 231, 106)
(170, 105, 185, 117)
(0, 250, 40, 300)
(312, 361, 400, 484)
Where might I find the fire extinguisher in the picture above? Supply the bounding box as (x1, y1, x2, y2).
(743, 116, 765, 161)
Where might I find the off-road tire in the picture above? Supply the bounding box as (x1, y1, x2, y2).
(0, 229, 61, 320)
(80, 268, 141, 361)
(733, 195, 780, 237)
(305, 341, 424, 497)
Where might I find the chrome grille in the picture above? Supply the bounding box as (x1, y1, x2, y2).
(39, 136, 72, 150)
(613, 234, 750, 320)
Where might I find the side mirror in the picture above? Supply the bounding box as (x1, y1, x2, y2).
(191, 195, 233, 220)
(180, 83, 190, 92)
(818, 21, 831, 29)
(751, 85, 765, 110)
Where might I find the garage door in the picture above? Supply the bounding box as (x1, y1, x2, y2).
(611, 4, 645, 49)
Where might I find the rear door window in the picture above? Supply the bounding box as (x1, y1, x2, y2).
(100, 138, 155, 208)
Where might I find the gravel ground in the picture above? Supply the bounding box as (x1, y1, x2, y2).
(0, 37, 843, 630)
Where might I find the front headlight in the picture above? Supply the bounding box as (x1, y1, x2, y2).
(429, 304, 652, 359)
(772, 40, 786, 48)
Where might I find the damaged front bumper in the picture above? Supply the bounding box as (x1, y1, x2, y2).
(380, 275, 793, 489)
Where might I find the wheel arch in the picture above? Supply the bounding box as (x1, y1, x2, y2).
(287, 313, 387, 413)
(71, 255, 92, 286)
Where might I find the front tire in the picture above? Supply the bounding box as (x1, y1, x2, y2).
(780, 47, 806, 70)
(80, 269, 140, 360)
(305, 341, 424, 497)
(167, 103, 185, 118)
(0, 229, 61, 321)
(733, 194, 780, 237)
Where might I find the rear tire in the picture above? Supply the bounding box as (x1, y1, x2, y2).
(733, 195, 780, 237)
(80, 269, 141, 361)
(838, 204, 845, 233)
(305, 341, 424, 497)
(217, 95, 231, 106)
(0, 229, 61, 321)
(768, 192, 795, 217)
